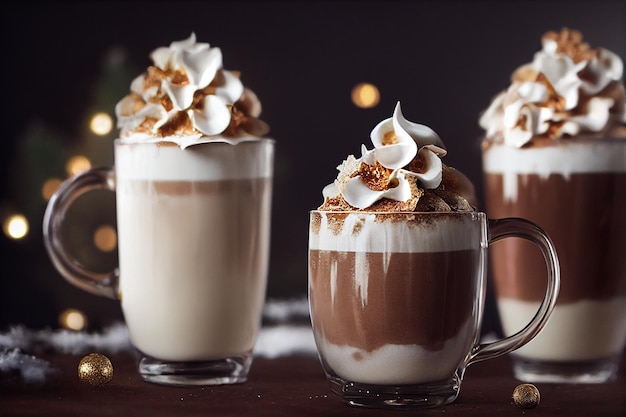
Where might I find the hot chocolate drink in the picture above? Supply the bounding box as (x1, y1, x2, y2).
(308, 102, 559, 408)
(479, 29, 626, 382)
(111, 34, 274, 383)
(483, 139, 626, 362)
(43, 33, 275, 386)
(309, 211, 482, 384)
(116, 141, 272, 362)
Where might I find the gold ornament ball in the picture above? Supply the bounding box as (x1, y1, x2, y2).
(78, 353, 113, 387)
(512, 383, 540, 409)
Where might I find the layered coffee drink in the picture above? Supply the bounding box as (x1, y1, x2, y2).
(115, 141, 273, 361)
(484, 138, 626, 362)
(309, 102, 479, 386)
(309, 102, 561, 408)
(44, 33, 274, 385)
(309, 211, 483, 384)
(479, 29, 626, 382)
(112, 33, 274, 384)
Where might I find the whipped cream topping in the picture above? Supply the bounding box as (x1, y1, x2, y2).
(115, 33, 269, 149)
(319, 102, 476, 212)
(480, 28, 626, 147)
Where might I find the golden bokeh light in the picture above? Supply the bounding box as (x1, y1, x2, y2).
(59, 308, 88, 331)
(94, 225, 117, 252)
(3, 214, 29, 240)
(42, 178, 63, 201)
(66, 155, 92, 177)
(351, 82, 380, 108)
(90, 112, 113, 136)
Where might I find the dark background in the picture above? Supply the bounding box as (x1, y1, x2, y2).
(1, 0, 625, 332)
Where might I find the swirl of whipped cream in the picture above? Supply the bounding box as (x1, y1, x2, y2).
(480, 28, 626, 147)
(323, 102, 447, 210)
(115, 33, 269, 148)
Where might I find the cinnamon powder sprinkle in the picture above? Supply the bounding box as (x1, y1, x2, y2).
(543, 28, 596, 63)
(382, 131, 399, 146)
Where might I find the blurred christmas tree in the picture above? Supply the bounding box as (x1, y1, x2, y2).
(0, 46, 139, 330)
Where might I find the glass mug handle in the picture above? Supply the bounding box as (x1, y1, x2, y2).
(42, 167, 119, 299)
(467, 217, 560, 365)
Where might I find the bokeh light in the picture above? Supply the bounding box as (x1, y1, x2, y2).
(59, 308, 88, 331)
(66, 155, 92, 177)
(351, 82, 380, 108)
(42, 178, 63, 201)
(3, 214, 29, 240)
(94, 225, 117, 252)
(90, 112, 113, 136)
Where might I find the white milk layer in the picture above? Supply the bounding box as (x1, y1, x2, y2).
(314, 318, 475, 384)
(498, 297, 626, 361)
(115, 137, 274, 181)
(115, 140, 273, 361)
(482, 140, 626, 202)
(309, 212, 484, 253)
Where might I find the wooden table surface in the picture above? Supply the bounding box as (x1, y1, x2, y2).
(1, 351, 625, 416)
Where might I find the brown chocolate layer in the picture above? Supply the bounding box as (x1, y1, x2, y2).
(309, 249, 479, 352)
(122, 178, 271, 196)
(485, 172, 626, 303)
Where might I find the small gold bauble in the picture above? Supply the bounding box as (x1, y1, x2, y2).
(78, 353, 113, 387)
(513, 383, 540, 409)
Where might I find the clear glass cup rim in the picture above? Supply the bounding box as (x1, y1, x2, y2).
(112, 137, 275, 147)
(310, 209, 486, 217)
(482, 133, 626, 145)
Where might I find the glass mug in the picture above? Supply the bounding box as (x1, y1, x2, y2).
(308, 210, 560, 408)
(43, 139, 274, 386)
(482, 136, 626, 383)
